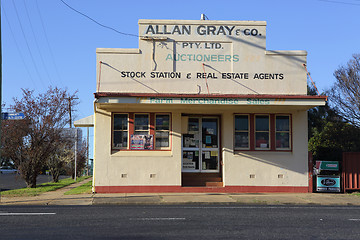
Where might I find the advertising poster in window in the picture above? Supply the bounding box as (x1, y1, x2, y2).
(130, 135, 154, 150)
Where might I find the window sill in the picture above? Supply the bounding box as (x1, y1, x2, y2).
(111, 149, 173, 157)
(234, 149, 292, 154)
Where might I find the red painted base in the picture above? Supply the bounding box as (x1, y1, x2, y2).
(95, 185, 309, 193)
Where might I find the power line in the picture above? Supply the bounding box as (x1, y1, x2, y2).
(35, 0, 64, 87)
(12, 0, 46, 88)
(59, 0, 138, 38)
(2, 3, 38, 89)
(318, 0, 360, 6)
(23, 0, 54, 86)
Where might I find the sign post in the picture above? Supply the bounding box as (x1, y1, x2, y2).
(1, 112, 25, 120)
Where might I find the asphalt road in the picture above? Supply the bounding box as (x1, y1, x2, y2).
(0, 174, 70, 191)
(1, 205, 360, 239)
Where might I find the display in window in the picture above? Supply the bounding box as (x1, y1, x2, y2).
(202, 119, 218, 148)
(130, 134, 153, 150)
(201, 152, 218, 170)
(183, 134, 199, 148)
(256, 132, 269, 148)
(182, 151, 199, 170)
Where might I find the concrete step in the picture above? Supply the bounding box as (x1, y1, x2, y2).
(205, 182, 224, 187)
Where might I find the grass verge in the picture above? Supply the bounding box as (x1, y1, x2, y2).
(1, 176, 91, 197)
(64, 180, 93, 195)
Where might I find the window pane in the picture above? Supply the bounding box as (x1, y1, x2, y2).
(255, 132, 269, 148)
(202, 118, 218, 148)
(276, 116, 290, 131)
(235, 132, 249, 148)
(135, 114, 149, 130)
(276, 133, 290, 148)
(188, 118, 199, 132)
(156, 115, 170, 130)
(202, 151, 218, 170)
(183, 151, 199, 170)
(113, 131, 128, 148)
(114, 114, 127, 130)
(134, 131, 148, 136)
(235, 115, 248, 131)
(155, 131, 169, 147)
(255, 116, 269, 131)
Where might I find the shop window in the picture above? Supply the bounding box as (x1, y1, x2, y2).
(155, 114, 170, 148)
(113, 114, 128, 148)
(234, 115, 249, 149)
(234, 114, 291, 151)
(112, 113, 171, 150)
(276, 115, 290, 150)
(255, 115, 270, 149)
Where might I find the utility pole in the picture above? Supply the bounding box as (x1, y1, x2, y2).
(74, 128, 77, 181)
(66, 96, 78, 128)
(65, 96, 79, 180)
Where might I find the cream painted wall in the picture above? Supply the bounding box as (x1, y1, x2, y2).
(222, 111, 308, 187)
(94, 103, 309, 187)
(96, 20, 307, 95)
(94, 108, 182, 187)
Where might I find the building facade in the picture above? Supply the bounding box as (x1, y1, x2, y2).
(93, 19, 326, 193)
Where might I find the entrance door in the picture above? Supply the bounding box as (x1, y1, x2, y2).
(182, 117, 219, 173)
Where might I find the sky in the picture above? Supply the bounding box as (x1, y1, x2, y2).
(2, 0, 360, 157)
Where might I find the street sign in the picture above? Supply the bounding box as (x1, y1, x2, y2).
(1, 112, 25, 120)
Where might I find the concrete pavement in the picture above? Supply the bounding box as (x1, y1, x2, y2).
(1, 178, 360, 206)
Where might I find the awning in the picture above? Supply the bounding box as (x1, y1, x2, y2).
(74, 115, 94, 127)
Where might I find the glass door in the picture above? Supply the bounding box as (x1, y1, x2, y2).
(182, 117, 219, 173)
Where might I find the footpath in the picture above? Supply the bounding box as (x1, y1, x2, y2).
(1, 178, 360, 206)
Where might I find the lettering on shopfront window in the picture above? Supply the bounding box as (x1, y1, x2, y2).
(146, 97, 277, 105)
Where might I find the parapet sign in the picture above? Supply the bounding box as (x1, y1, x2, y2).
(97, 19, 307, 95)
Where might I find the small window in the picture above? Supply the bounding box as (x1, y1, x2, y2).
(276, 115, 290, 149)
(113, 114, 128, 148)
(234, 115, 249, 149)
(134, 114, 149, 135)
(155, 114, 170, 148)
(255, 115, 269, 149)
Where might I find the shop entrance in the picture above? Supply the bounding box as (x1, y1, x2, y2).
(182, 116, 222, 187)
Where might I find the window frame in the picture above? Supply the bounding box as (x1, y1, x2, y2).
(234, 114, 250, 150)
(155, 113, 171, 150)
(134, 113, 150, 136)
(112, 113, 129, 150)
(275, 115, 291, 150)
(254, 114, 270, 150)
(112, 112, 171, 151)
(234, 113, 292, 152)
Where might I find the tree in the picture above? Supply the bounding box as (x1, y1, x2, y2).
(47, 141, 73, 182)
(63, 138, 88, 179)
(1, 87, 78, 188)
(328, 54, 360, 127)
(308, 121, 360, 161)
(307, 57, 360, 161)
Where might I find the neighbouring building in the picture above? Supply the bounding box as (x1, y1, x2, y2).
(93, 19, 326, 193)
